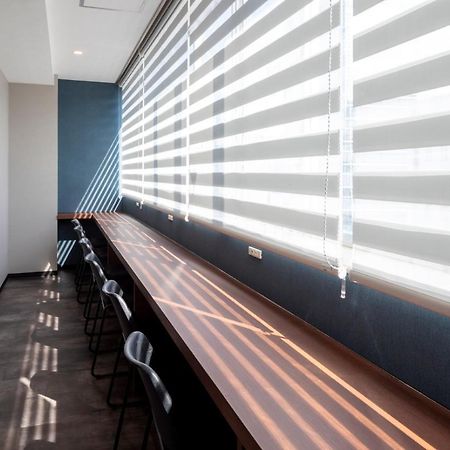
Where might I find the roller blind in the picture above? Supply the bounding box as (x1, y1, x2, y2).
(121, 58, 144, 200)
(120, 0, 450, 304)
(187, 0, 342, 262)
(121, 0, 343, 263)
(121, 0, 188, 211)
(352, 0, 450, 302)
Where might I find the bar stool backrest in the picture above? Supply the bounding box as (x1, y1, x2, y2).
(85, 252, 108, 306)
(124, 331, 179, 450)
(102, 280, 135, 340)
(74, 225, 86, 241)
(79, 238, 94, 258)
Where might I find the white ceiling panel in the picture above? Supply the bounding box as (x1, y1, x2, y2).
(81, 0, 145, 12)
(0, 0, 54, 85)
(46, 0, 161, 83)
(0, 0, 161, 84)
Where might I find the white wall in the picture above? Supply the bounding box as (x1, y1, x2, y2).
(0, 70, 8, 285)
(8, 82, 57, 274)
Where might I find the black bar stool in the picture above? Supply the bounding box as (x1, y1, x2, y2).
(72, 219, 107, 291)
(85, 254, 122, 377)
(78, 237, 113, 315)
(80, 239, 131, 327)
(77, 237, 96, 305)
(82, 250, 105, 335)
(73, 225, 88, 291)
(102, 280, 138, 409)
(121, 331, 179, 450)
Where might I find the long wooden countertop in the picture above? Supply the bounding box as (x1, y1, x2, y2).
(57, 212, 93, 220)
(93, 211, 450, 450)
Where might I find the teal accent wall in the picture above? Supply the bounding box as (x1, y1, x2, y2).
(57, 79, 121, 267)
(58, 79, 121, 213)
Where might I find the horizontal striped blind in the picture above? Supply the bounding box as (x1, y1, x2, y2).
(120, 0, 450, 303)
(121, 0, 188, 212)
(352, 0, 450, 301)
(187, 0, 341, 262)
(121, 59, 144, 200)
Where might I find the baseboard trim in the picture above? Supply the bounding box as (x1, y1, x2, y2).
(57, 263, 77, 270)
(0, 270, 58, 295)
(0, 275, 8, 292)
(7, 271, 58, 279)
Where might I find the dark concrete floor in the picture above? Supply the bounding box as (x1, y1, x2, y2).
(0, 271, 152, 450)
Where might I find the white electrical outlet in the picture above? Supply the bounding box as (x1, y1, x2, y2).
(168, 214, 174, 222)
(248, 246, 263, 260)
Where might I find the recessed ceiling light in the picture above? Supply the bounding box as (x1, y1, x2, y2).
(73, 50, 83, 56)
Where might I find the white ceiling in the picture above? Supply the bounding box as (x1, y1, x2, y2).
(81, 0, 146, 12)
(0, 0, 162, 85)
(0, 0, 54, 85)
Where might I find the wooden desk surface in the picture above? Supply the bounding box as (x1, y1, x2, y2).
(57, 212, 93, 220)
(93, 212, 450, 450)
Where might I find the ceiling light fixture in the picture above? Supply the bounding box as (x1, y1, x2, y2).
(79, 0, 145, 13)
(73, 50, 83, 56)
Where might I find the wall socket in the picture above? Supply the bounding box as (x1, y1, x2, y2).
(168, 214, 174, 222)
(248, 246, 263, 260)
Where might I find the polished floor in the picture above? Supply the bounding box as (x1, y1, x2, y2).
(0, 271, 152, 450)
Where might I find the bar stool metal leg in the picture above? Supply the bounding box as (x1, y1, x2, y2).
(88, 291, 103, 345)
(141, 414, 153, 450)
(82, 278, 94, 318)
(76, 261, 86, 293)
(112, 366, 151, 449)
(84, 284, 99, 337)
(91, 304, 119, 377)
(76, 263, 90, 302)
(74, 257, 82, 286)
(107, 341, 123, 407)
(89, 302, 108, 370)
(106, 343, 138, 408)
(113, 366, 132, 450)
(83, 281, 92, 319)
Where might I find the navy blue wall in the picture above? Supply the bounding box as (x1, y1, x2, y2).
(58, 79, 121, 213)
(58, 80, 121, 266)
(121, 197, 450, 409)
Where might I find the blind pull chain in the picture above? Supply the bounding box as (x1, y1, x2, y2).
(323, 0, 354, 299)
(140, 53, 145, 208)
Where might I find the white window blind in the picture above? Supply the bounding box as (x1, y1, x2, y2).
(187, 0, 342, 263)
(120, 0, 450, 304)
(121, 59, 145, 200)
(352, 0, 450, 302)
(121, 0, 189, 211)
